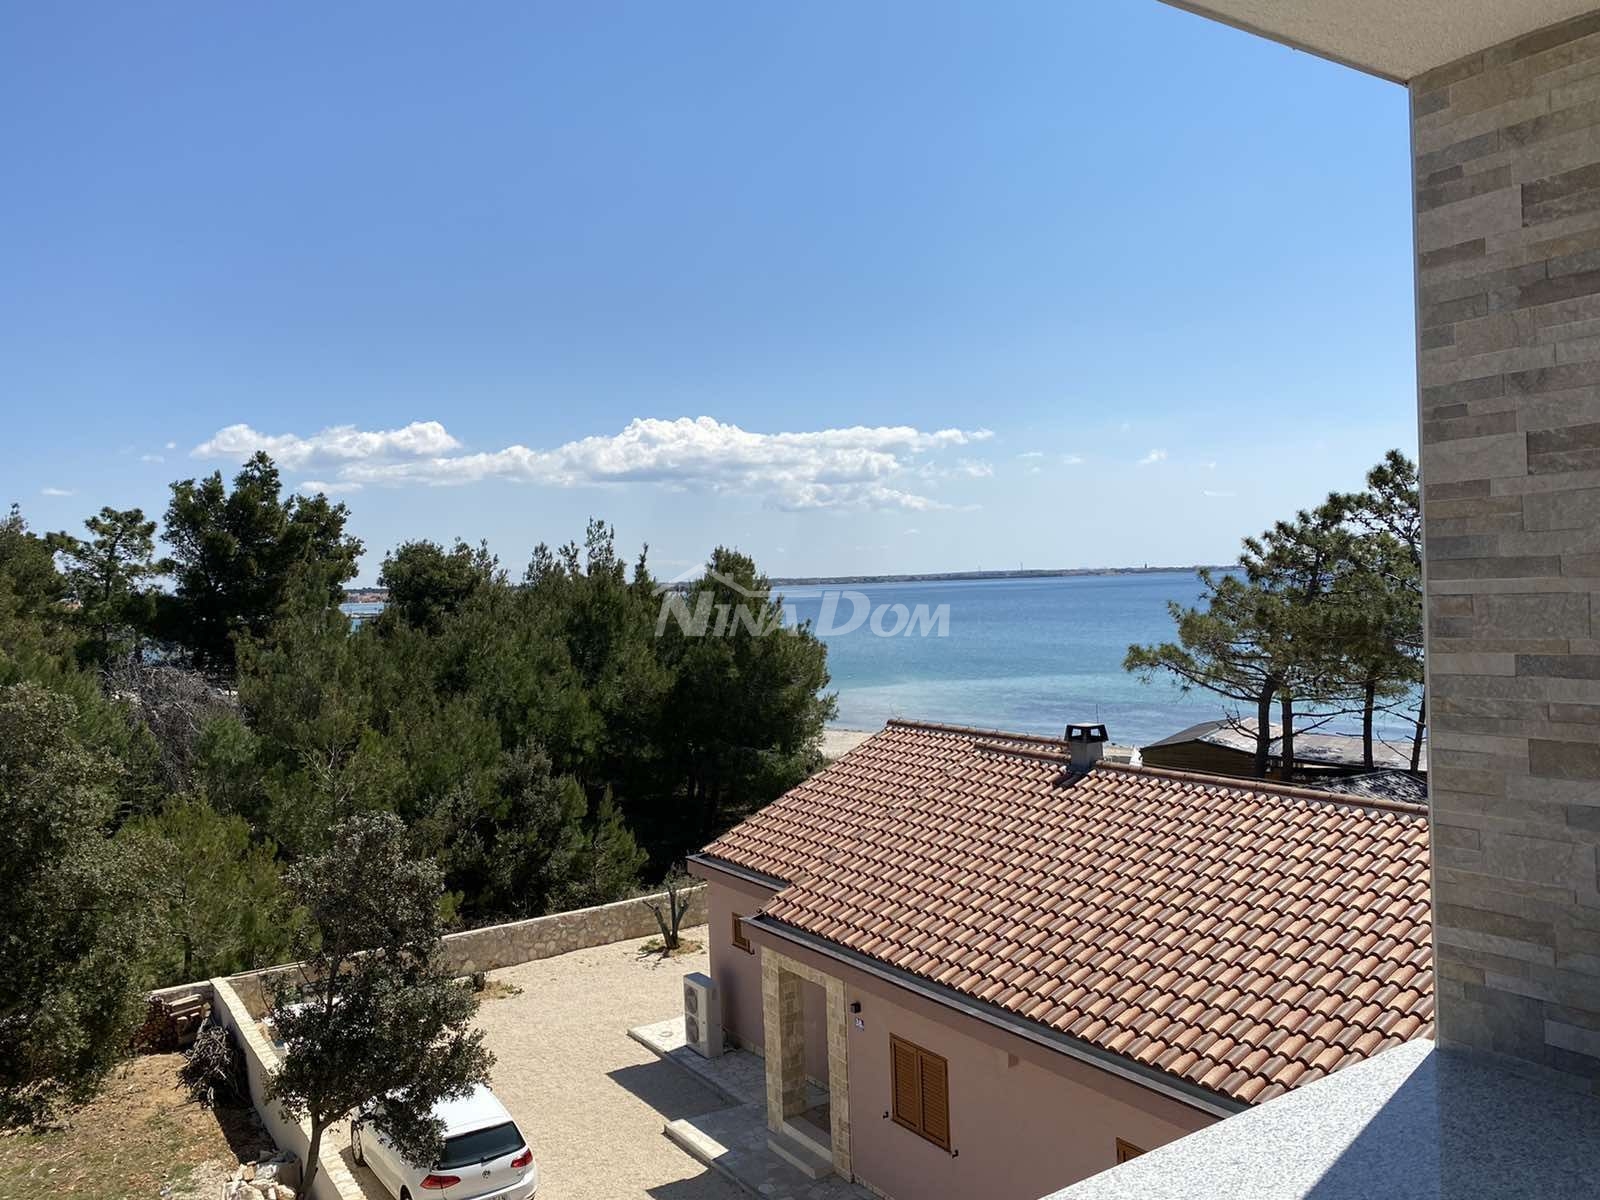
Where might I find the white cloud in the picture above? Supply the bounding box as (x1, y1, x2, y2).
(1137, 448, 1169, 466)
(913, 455, 995, 481)
(165, 441, 177, 450)
(194, 416, 993, 512)
(140, 453, 165, 463)
(299, 480, 365, 496)
(1017, 450, 1045, 460)
(1202, 489, 1237, 498)
(903, 528, 920, 536)
(193, 420, 462, 469)
(40, 486, 75, 497)
(1062, 454, 1084, 465)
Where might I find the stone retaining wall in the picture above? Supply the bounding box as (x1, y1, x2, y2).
(168, 884, 708, 1017)
(150, 978, 216, 1007)
(441, 884, 708, 975)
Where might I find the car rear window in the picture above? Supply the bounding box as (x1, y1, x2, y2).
(437, 1122, 525, 1169)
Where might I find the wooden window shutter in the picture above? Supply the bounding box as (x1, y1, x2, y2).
(919, 1050, 950, 1150)
(891, 1036, 922, 1131)
(890, 1034, 950, 1151)
(731, 914, 752, 953)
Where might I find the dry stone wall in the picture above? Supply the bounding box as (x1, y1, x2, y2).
(171, 884, 709, 1018)
(441, 885, 709, 975)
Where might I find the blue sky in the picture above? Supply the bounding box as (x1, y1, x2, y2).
(0, 2, 1416, 583)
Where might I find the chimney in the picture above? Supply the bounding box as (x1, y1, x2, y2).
(1064, 722, 1108, 770)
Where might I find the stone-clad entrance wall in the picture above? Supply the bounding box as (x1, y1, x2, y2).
(761, 947, 854, 1178)
(1411, 10, 1600, 1089)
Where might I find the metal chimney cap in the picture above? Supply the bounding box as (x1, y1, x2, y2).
(1065, 722, 1109, 744)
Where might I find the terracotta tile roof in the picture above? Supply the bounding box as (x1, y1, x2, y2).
(705, 721, 1433, 1109)
(700, 719, 1066, 883)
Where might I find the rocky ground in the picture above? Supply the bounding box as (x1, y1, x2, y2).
(0, 1053, 274, 1200)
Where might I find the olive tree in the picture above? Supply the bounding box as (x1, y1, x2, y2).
(266, 813, 492, 1196)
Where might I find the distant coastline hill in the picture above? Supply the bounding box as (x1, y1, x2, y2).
(766, 565, 1237, 587)
(344, 564, 1236, 599)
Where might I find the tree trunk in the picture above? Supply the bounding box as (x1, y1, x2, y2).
(700, 769, 721, 840)
(303, 1118, 325, 1197)
(1254, 683, 1276, 779)
(1362, 679, 1376, 770)
(1410, 689, 1427, 773)
(1278, 691, 1295, 783)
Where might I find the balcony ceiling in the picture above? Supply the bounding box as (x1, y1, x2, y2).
(1163, 0, 1600, 82)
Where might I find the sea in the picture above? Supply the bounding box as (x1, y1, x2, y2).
(343, 570, 1407, 749)
(777, 572, 1226, 746)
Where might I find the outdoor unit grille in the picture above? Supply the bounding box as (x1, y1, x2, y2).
(683, 971, 722, 1059)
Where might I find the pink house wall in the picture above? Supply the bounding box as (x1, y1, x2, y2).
(698, 867, 832, 1083)
(756, 930, 1218, 1200)
(700, 870, 773, 1051)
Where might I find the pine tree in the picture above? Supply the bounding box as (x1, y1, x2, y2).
(1335, 452, 1425, 769)
(48, 507, 170, 665)
(126, 794, 295, 982)
(1125, 569, 1287, 778)
(161, 453, 362, 673)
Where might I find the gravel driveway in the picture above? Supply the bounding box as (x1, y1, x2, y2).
(471, 928, 744, 1200)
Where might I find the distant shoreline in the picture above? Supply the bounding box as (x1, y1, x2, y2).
(768, 565, 1233, 587)
(344, 564, 1234, 600)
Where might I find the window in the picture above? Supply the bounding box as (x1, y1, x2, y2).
(889, 1034, 950, 1151)
(731, 913, 752, 953)
(1115, 1138, 1145, 1164)
(437, 1122, 526, 1169)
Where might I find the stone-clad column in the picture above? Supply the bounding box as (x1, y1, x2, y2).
(760, 951, 808, 1126)
(1412, 11, 1600, 1090)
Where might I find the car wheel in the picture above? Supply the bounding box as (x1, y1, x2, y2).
(351, 1123, 365, 1166)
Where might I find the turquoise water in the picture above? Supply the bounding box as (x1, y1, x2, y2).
(779, 572, 1234, 746)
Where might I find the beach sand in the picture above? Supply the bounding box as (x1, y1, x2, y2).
(820, 727, 874, 760)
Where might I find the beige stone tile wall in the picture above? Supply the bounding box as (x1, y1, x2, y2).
(1412, 9, 1600, 1091)
(760, 947, 853, 1179)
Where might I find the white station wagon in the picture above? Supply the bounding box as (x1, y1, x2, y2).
(352, 1084, 539, 1200)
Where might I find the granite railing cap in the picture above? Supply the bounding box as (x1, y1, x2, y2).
(1042, 1038, 1600, 1200)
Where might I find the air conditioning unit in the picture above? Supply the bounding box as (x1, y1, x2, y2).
(683, 971, 723, 1059)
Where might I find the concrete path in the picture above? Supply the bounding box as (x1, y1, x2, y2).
(630, 1018, 869, 1200)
